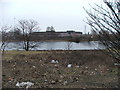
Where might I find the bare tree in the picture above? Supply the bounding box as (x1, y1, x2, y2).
(84, 0, 120, 64)
(46, 26, 55, 32)
(66, 41, 73, 50)
(46, 26, 51, 31)
(0, 26, 10, 52)
(17, 19, 40, 51)
(50, 26, 55, 32)
(13, 27, 22, 41)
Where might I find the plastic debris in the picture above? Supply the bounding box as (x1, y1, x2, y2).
(44, 80, 48, 82)
(51, 80, 56, 84)
(95, 68, 97, 71)
(114, 63, 120, 66)
(51, 60, 59, 64)
(76, 66, 80, 68)
(63, 81, 68, 85)
(32, 66, 36, 68)
(67, 64, 72, 68)
(16, 81, 34, 88)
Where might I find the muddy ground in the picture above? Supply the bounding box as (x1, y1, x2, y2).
(2, 50, 118, 88)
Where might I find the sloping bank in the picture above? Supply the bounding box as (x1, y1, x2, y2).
(2, 50, 118, 88)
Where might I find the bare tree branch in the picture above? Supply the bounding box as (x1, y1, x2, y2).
(85, 0, 120, 63)
(17, 19, 40, 51)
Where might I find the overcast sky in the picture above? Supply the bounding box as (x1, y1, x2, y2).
(0, 0, 103, 33)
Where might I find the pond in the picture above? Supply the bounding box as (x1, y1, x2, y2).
(1, 41, 106, 50)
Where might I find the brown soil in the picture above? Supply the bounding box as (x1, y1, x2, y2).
(2, 50, 118, 88)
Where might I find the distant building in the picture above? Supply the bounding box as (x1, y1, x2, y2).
(31, 30, 82, 40)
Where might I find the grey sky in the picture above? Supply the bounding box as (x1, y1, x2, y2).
(0, 0, 103, 33)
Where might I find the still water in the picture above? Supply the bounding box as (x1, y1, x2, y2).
(2, 41, 105, 50)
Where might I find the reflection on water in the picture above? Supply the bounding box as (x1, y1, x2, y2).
(0, 41, 106, 51)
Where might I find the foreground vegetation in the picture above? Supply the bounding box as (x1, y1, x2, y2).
(2, 50, 118, 88)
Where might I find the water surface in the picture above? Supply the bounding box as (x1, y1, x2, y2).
(1, 41, 106, 50)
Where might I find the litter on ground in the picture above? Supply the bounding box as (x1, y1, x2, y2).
(51, 60, 59, 64)
(16, 81, 34, 88)
(67, 64, 72, 68)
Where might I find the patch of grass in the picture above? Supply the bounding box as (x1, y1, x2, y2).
(3, 50, 51, 60)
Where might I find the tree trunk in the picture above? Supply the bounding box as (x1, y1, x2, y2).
(26, 41, 29, 51)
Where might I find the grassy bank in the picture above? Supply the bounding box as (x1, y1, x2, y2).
(2, 50, 118, 88)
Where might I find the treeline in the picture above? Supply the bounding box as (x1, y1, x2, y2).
(0, 19, 97, 43)
(0, 20, 40, 51)
(1, 19, 117, 52)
